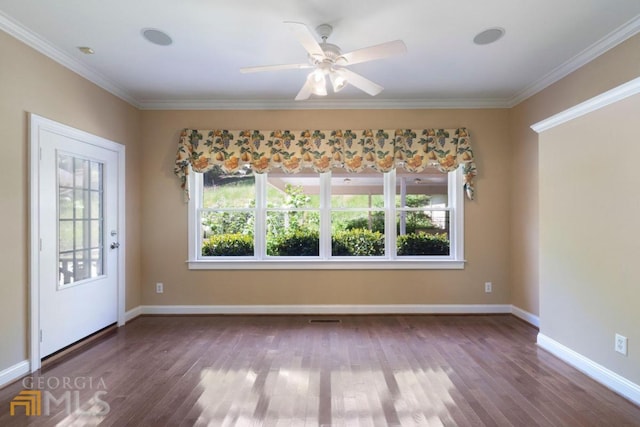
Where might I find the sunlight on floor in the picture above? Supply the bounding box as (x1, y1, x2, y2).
(196, 365, 455, 425)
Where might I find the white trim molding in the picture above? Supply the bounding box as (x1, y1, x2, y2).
(531, 76, 640, 133)
(511, 305, 540, 328)
(2, 9, 638, 111)
(29, 114, 127, 372)
(137, 97, 509, 110)
(0, 360, 30, 389)
(509, 15, 640, 107)
(537, 333, 640, 406)
(125, 306, 143, 323)
(0, 11, 138, 107)
(133, 304, 512, 316)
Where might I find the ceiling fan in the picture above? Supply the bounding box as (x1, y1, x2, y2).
(240, 21, 407, 101)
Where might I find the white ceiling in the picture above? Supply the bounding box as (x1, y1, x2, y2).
(1, 0, 639, 109)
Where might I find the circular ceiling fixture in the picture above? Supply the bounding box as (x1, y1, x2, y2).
(142, 28, 173, 46)
(473, 27, 505, 45)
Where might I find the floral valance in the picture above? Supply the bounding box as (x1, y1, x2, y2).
(175, 128, 477, 199)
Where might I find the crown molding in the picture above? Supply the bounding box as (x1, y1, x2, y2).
(2, 8, 638, 111)
(0, 10, 140, 108)
(507, 15, 640, 107)
(531, 75, 640, 133)
(137, 97, 509, 110)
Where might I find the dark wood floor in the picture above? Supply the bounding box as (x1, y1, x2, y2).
(1, 315, 639, 426)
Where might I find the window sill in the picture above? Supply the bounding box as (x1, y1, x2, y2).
(187, 259, 466, 270)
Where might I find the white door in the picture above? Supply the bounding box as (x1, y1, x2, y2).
(38, 127, 120, 358)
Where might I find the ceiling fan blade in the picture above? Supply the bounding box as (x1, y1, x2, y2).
(340, 40, 407, 65)
(335, 68, 383, 96)
(284, 21, 324, 57)
(294, 76, 314, 101)
(240, 63, 313, 73)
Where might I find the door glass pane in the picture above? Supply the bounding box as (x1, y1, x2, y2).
(59, 221, 74, 252)
(74, 221, 85, 248)
(90, 192, 101, 219)
(74, 189, 87, 218)
(74, 250, 91, 282)
(74, 158, 90, 188)
(90, 162, 102, 190)
(58, 154, 104, 286)
(90, 220, 101, 248)
(91, 249, 103, 276)
(59, 188, 73, 219)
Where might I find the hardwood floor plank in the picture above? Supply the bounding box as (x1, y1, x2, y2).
(1, 315, 639, 426)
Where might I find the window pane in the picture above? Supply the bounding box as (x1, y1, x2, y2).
(74, 250, 91, 282)
(59, 154, 104, 285)
(59, 253, 73, 285)
(90, 220, 102, 248)
(267, 173, 320, 208)
(395, 170, 448, 208)
(396, 209, 449, 236)
(396, 211, 450, 256)
(75, 221, 86, 249)
(59, 188, 73, 219)
(59, 221, 74, 252)
(90, 162, 102, 190)
(331, 173, 384, 208)
(75, 189, 87, 218)
(201, 211, 254, 257)
(91, 248, 103, 276)
(203, 167, 255, 209)
(331, 212, 384, 256)
(74, 158, 90, 188)
(91, 191, 101, 219)
(266, 211, 319, 256)
(331, 210, 385, 233)
(201, 211, 254, 239)
(58, 154, 74, 187)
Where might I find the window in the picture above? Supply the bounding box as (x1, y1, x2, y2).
(188, 165, 464, 269)
(58, 154, 104, 285)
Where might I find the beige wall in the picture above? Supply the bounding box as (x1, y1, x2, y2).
(2, 21, 638, 389)
(0, 31, 142, 371)
(508, 34, 640, 315)
(538, 92, 640, 384)
(139, 109, 510, 306)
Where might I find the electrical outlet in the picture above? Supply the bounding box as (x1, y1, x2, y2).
(484, 282, 492, 293)
(156, 282, 164, 294)
(615, 334, 627, 356)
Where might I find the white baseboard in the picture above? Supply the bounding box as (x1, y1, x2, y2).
(537, 333, 640, 406)
(0, 360, 29, 389)
(125, 306, 143, 322)
(125, 304, 539, 325)
(511, 305, 540, 327)
(137, 304, 512, 315)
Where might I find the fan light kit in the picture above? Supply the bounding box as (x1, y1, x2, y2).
(240, 22, 407, 101)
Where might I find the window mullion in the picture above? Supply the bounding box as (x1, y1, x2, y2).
(319, 172, 331, 259)
(385, 170, 396, 259)
(255, 173, 266, 260)
(190, 168, 201, 261)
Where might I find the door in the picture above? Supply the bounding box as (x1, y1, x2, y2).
(37, 126, 120, 358)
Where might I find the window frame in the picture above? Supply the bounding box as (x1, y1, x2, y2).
(187, 167, 465, 269)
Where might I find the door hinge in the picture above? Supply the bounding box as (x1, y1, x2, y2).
(39, 330, 43, 343)
(39, 238, 42, 252)
(39, 147, 42, 161)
